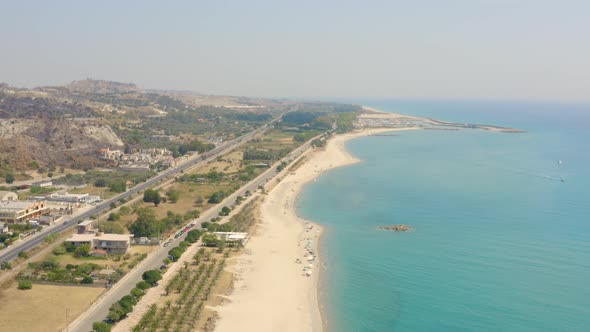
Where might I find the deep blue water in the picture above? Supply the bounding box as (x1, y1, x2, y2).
(297, 100, 590, 331)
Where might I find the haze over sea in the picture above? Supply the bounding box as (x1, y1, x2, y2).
(297, 100, 590, 331)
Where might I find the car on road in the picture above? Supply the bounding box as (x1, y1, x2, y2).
(163, 242, 169, 247)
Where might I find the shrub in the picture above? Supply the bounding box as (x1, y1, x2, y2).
(92, 321, 112, 332)
(130, 287, 143, 298)
(81, 276, 94, 284)
(52, 244, 67, 255)
(18, 280, 32, 290)
(136, 281, 151, 290)
(142, 270, 162, 286)
(18, 251, 29, 259)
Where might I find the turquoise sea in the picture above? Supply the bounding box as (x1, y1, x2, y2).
(297, 101, 590, 331)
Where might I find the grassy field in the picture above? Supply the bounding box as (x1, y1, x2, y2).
(0, 283, 104, 332)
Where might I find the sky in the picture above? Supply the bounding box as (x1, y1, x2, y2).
(1, 0, 589, 101)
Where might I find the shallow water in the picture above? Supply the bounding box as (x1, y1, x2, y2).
(298, 101, 590, 331)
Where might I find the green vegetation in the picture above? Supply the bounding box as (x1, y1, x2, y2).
(165, 189, 179, 203)
(54, 170, 155, 191)
(142, 269, 162, 286)
(128, 209, 187, 238)
(29, 186, 59, 195)
(92, 321, 112, 332)
(133, 247, 226, 332)
(207, 191, 225, 204)
(143, 189, 161, 206)
(17, 280, 32, 290)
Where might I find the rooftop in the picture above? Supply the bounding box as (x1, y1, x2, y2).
(0, 200, 41, 211)
(66, 233, 133, 242)
(78, 219, 94, 226)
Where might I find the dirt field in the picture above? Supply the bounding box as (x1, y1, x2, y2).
(0, 283, 104, 332)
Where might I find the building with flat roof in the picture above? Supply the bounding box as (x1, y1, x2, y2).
(77, 219, 95, 234)
(32, 180, 53, 188)
(46, 192, 89, 203)
(0, 200, 48, 224)
(212, 232, 249, 246)
(65, 233, 133, 254)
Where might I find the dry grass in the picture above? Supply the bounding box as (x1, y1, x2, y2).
(193, 150, 243, 174)
(0, 283, 104, 332)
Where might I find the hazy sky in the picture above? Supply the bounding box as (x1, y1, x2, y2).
(1, 0, 589, 101)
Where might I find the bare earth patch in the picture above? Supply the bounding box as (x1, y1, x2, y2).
(0, 283, 104, 332)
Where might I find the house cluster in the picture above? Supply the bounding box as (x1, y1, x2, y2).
(99, 147, 176, 171)
(30, 192, 101, 216)
(0, 191, 49, 225)
(99, 147, 123, 161)
(65, 219, 133, 255)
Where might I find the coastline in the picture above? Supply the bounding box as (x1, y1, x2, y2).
(214, 126, 417, 332)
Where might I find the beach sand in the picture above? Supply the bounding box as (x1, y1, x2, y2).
(214, 127, 416, 332)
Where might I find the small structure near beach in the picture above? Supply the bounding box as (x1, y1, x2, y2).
(379, 224, 412, 232)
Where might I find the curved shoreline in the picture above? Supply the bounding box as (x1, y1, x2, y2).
(213, 127, 416, 332)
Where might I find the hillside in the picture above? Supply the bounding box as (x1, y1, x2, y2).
(0, 79, 361, 180)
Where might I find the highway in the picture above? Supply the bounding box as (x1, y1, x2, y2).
(67, 129, 317, 332)
(0, 113, 286, 264)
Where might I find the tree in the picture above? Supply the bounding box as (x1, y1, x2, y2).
(208, 191, 225, 204)
(142, 270, 162, 286)
(18, 251, 29, 259)
(130, 287, 143, 298)
(128, 209, 159, 238)
(107, 212, 120, 221)
(136, 281, 151, 290)
(168, 247, 184, 261)
(74, 244, 91, 257)
(201, 234, 222, 247)
(47, 172, 53, 178)
(143, 189, 161, 206)
(185, 230, 202, 243)
(220, 206, 231, 216)
(5, 173, 14, 184)
(0, 261, 12, 270)
(81, 276, 94, 284)
(59, 166, 65, 174)
(108, 180, 126, 193)
(18, 280, 32, 290)
(92, 321, 112, 332)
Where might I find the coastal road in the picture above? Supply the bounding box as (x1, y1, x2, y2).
(68, 132, 318, 332)
(0, 112, 288, 264)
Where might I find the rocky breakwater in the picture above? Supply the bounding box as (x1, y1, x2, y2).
(379, 224, 412, 232)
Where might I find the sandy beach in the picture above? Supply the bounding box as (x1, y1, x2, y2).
(214, 127, 416, 332)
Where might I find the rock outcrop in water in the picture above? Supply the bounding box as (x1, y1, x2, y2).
(379, 224, 412, 232)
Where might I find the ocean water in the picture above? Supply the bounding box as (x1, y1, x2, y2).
(297, 101, 590, 331)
